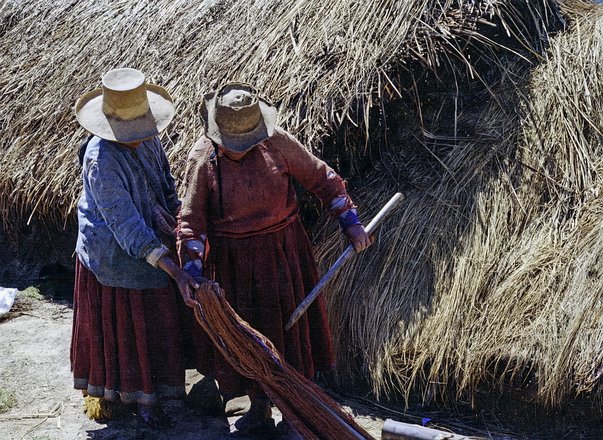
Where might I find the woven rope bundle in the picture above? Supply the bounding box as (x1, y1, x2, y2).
(193, 282, 373, 440)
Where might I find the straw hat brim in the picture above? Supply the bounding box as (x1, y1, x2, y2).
(75, 85, 175, 143)
(203, 95, 277, 152)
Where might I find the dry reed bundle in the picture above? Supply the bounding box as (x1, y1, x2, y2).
(192, 281, 373, 440)
(0, 0, 555, 229)
(319, 0, 603, 408)
(82, 396, 132, 421)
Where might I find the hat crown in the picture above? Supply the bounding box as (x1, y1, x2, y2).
(202, 81, 277, 152)
(220, 89, 254, 108)
(101, 68, 150, 121)
(102, 68, 145, 91)
(215, 83, 262, 135)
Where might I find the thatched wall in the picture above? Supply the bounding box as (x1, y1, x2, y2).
(321, 0, 603, 409)
(0, 0, 557, 228)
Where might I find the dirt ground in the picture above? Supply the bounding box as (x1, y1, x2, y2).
(2, 294, 602, 440)
(0, 295, 388, 440)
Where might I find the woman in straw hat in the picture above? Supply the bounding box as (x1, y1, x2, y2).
(71, 67, 208, 427)
(178, 82, 372, 435)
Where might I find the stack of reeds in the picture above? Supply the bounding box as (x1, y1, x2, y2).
(320, 0, 603, 408)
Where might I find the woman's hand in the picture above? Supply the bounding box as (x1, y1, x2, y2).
(174, 269, 201, 308)
(345, 224, 374, 252)
(157, 255, 199, 308)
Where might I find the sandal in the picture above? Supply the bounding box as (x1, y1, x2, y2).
(137, 403, 173, 428)
(233, 399, 274, 435)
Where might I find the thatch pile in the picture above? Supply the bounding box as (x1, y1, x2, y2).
(0, 0, 555, 228)
(321, 0, 603, 408)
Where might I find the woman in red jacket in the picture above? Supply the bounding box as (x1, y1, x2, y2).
(178, 82, 371, 435)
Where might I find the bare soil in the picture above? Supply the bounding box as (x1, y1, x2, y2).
(2, 295, 601, 440)
(0, 296, 385, 440)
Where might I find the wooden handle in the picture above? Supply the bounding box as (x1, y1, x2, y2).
(285, 193, 403, 331)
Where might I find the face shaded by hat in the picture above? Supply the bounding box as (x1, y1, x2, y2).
(75, 68, 175, 143)
(201, 82, 277, 153)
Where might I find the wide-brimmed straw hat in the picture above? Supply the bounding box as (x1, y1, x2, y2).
(75, 68, 175, 143)
(201, 82, 277, 152)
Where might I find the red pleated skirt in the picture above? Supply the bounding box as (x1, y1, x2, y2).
(70, 259, 210, 405)
(205, 218, 335, 396)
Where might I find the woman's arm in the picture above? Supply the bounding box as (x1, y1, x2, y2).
(177, 139, 211, 266)
(87, 155, 202, 299)
(276, 130, 372, 252)
(87, 158, 161, 260)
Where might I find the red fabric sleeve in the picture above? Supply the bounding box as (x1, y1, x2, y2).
(274, 129, 355, 216)
(177, 138, 211, 266)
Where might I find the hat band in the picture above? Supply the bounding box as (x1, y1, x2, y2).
(102, 84, 150, 121)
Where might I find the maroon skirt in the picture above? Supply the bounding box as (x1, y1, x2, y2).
(70, 259, 209, 405)
(205, 218, 335, 396)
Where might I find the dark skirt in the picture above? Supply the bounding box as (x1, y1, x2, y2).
(205, 218, 335, 396)
(70, 259, 209, 405)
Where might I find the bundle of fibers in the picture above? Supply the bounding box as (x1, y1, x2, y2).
(193, 282, 373, 440)
(83, 396, 132, 421)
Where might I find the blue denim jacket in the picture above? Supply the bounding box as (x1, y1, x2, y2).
(76, 136, 181, 289)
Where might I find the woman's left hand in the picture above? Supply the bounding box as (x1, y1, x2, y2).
(173, 269, 200, 308)
(157, 255, 199, 308)
(345, 224, 374, 252)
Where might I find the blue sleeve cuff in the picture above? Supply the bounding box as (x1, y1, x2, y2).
(338, 209, 362, 231)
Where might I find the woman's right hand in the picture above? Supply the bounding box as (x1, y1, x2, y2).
(345, 224, 373, 252)
(173, 268, 200, 308)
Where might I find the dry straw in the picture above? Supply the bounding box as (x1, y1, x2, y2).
(319, 0, 603, 408)
(0, 0, 553, 228)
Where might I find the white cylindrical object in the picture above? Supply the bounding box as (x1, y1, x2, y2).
(381, 419, 482, 440)
(0, 287, 18, 317)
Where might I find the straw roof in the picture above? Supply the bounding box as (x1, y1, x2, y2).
(0, 0, 556, 228)
(320, 0, 603, 408)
